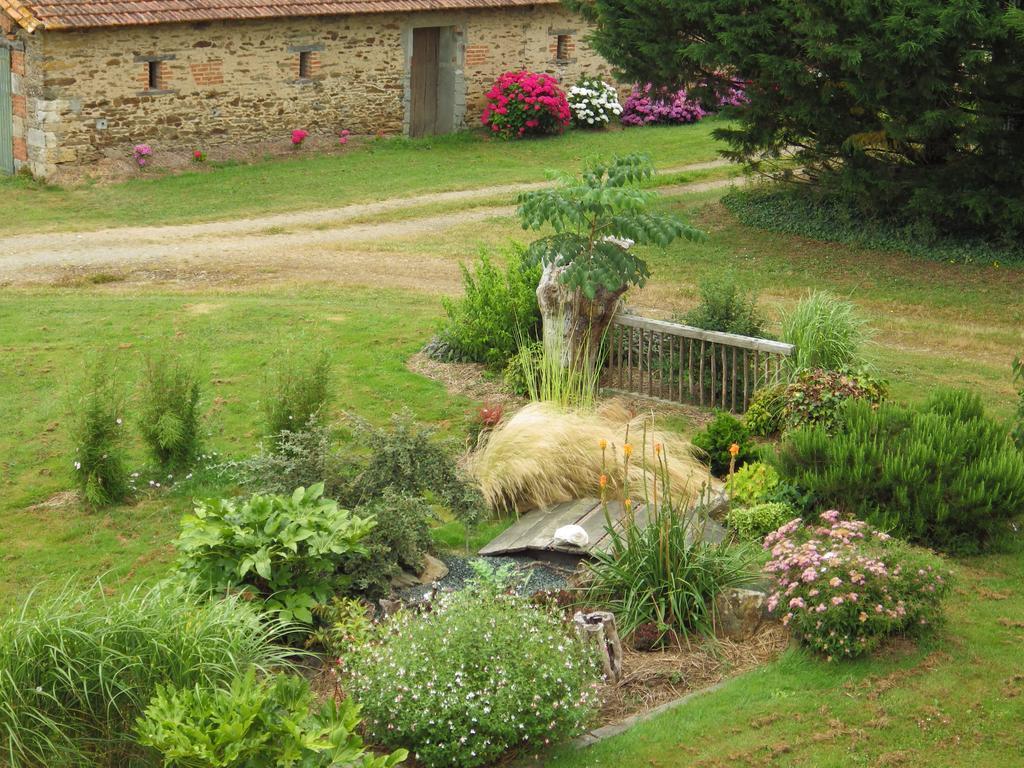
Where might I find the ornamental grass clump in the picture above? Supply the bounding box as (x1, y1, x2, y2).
(70, 355, 131, 507)
(781, 291, 870, 373)
(0, 582, 292, 768)
(346, 562, 599, 768)
(138, 348, 204, 470)
(481, 70, 571, 138)
(263, 346, 332, 437)
(763, 511, 952, 660)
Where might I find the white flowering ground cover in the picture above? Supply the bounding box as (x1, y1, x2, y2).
(567, 79, 624, 128)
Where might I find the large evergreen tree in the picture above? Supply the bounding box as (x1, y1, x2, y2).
(569, 0, 1024, 241)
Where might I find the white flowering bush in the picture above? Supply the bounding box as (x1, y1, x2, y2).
(346, 562, 599, 767)
(567, 77, 622, 128)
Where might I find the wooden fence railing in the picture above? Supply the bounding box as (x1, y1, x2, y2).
(604, 314, 795, 413)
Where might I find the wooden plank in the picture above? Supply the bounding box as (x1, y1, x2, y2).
(710, 342, 716, 408)
(699, 339, 706, 407)
(731, 347, 738, 412)
(614, 314, 795, 355)
(478, 498, 600, 556)
(743, 349, 749, 411)
(687, 339, 694, 399)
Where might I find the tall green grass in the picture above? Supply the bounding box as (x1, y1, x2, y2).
(780, 290, 870, 373)
(512, 323, 600, 410)
(0, 582, 293, 767)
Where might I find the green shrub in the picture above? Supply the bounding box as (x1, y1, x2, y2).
(346, 490, 435, 598)
(232, 418, 343, 497)
(727, 461, 781, 507)
(342, 412, 486, 532)
(502, 339, 543, 396)
(773, 397, 1024, 552)
(308, 597, 375, 663)
(923, 387, 985, 423)
(743, 383, 786, 436)
(175, 483, 375, 625)
(0, 582, 290, 768)
(347, 562, 598, 768)
(70, 356, 131, 507)
(781, 291, 870, 373)
(764, 512, 952, 659)
(433, 245, 542, 368)
(692, 411, 756, 477)
(136, 670, 405, 768)
(264, 347, 332, 437)
(139, 349, 203, 469)
(726, 501, 795, 542)
(780, 368, 888, 433)
(681, 273, 765, 337)
(1014, 357, 1024, 450)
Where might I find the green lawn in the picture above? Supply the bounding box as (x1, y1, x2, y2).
(0, 123, 723, 235)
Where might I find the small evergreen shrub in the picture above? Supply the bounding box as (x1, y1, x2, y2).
(727, 501, 795, 542)
(346, 490, 434, 598)
(70, 356, 130, 507)
(781, 291, 870, 373)
(434, 245, 542, 368)
(692, 411, 756, 477)
(347, 563, 598, 768)
(621, 83, 705, 125)
(0, 583, 290, 768)
(681, 274, 765, 337)
(727, 461, 780, 507)
(567, 77, 623, 127)
(307, 597, 374, 664)
(780, 368, 887, 433)
(232, 419, 342, 497)
(502, 340, 543, 396)
(773, 397, 1024, 552)
(744, 383, 787, 436)
(923, 387, 985, 423)
(764, 511, 952, 659)
(481, 71, 571, 138)
(1014, 357, 1024, 449)
(136, 671, 405, 768)
(263, 347, 332, 437)
(139, 349, 203, 469)
(175, 484, 375, 625)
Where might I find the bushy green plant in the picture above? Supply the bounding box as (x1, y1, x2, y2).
(434, 245, 542, 368)
(743, 383, 786, 436)
(764, 512, 952, 659)
(264, 347, 332, 437)
(347, 562, 598, 768)
(727, 461, 780, 507)
(510, 321, 600, 410)
(923, 387, 985, 423)
(692, 411, 756, 477)
(726, 501, 795, 542)
(502, 339, 542, 396)
(346, 490, 434, 598)
(232, 418, 342, 497)
(175, 484, 375, 624)
(1014, 357, 1024, 449)
(70, 356, 131, 507)
(681, 274, 765, 337)
(773, 397, 1024, 552)
(308, 597, 374, 663)
(139, 349, 203, 469)
(0, 582, 290, 768)
(780, 368, 888, 433)
(587, 480, 760, 641)
(342, 411, 486, 532)
(136, 670, 404, 768)
(781, 292, 870, 373)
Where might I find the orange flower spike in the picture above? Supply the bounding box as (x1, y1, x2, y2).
(623, 443, 633, 459)
(599, 474, 608, 489)
(654, 442, 662, 455)
(624, 497, 632, 510)
(599, 439, 608, 451)
(729, 442, 740, 457)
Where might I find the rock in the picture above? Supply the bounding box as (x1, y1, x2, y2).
(389, 570, 419, 589)
(417, 554, 449, 584)
(715, 587, 768, 641)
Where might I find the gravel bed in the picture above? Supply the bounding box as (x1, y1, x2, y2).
(396, 553, 578, 603)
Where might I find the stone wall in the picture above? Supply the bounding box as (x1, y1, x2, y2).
(18, 5, 614, 178)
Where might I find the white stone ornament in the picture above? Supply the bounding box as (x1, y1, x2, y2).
(553, 524, 589, 548)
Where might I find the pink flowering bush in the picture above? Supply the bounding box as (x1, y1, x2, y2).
(481, 71, 571, 139)
(620, 83, 705, 126)
(346, 562, 598, 767)
(290, 129, 308, 146)
(764, 511, 952, 660)
(132, 144, 152, 167)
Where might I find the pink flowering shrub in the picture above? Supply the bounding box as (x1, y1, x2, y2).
(290, 129, 308, 146)
(764, 511, 952, 660)
(132, 144, 152, 167)
(346, 563, 598, 767)
(620, 83, 705, 126)
(481, 71, 571, 139)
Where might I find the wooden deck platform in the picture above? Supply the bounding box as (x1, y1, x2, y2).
(479, 495, 728, 559)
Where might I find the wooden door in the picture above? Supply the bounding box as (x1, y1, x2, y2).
(0, 48, 13, 175)
(409, 27, 440, 138)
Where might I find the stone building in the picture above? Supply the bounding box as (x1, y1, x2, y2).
(0, 0, 614, 179)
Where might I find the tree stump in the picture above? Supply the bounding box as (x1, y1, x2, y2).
(573, 610, 624, 683)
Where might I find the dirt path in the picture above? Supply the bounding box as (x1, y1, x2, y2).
(0, 161, 741, 286)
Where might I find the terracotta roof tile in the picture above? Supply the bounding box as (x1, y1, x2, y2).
(4, 0, 558, 30)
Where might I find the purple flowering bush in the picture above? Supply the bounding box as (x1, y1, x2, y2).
(346, 563, 599, 767)
(620, 83, 705, 126)
(764, 511, 952, 660)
